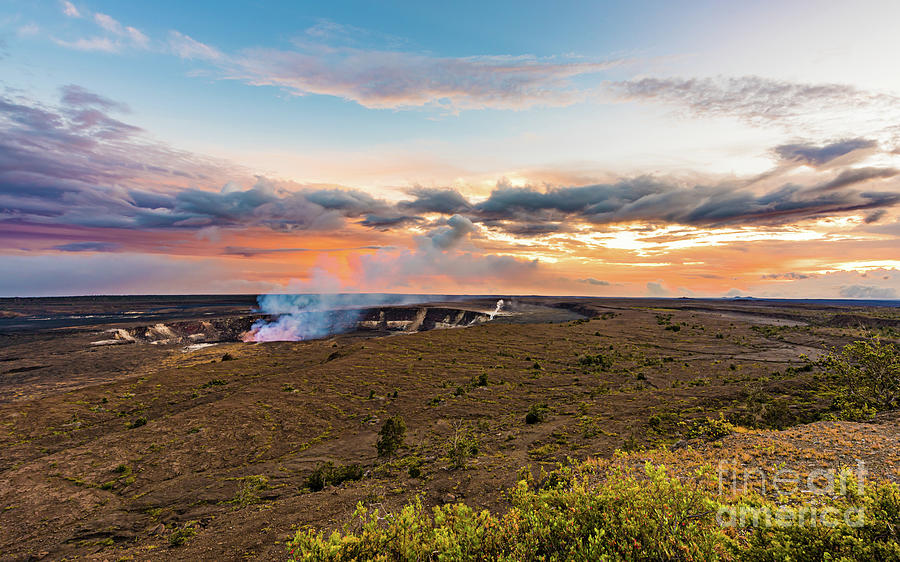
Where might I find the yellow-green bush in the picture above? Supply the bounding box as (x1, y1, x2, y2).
(287, 462, 900, 561)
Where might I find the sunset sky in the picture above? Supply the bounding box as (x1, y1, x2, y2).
(1, 0, 899, 297)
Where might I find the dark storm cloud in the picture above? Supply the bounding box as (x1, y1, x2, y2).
(490, 221, 565, 236)
(304, 188, 387, 214)
(864, 209, 887, 224)
(52, 241, 121, 252)
(0, 88, 387, 235)
(775, 139, 877, 167)
(465, 178, 900, 228)
(3, 87, 898, 248)
(814, 167, 898, 191)
(359, 214, 423, 229)
(398, 187, 472, 214)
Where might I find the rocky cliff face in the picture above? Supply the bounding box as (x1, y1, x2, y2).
(93, 305, 493, 346)
(356, 306, 491, 332)
(92, 315, 263, 346)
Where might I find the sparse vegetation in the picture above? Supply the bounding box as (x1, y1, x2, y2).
(446, 422, 479, 469)
(127, 416, 147, 429)
(824, 339, 899, 421)
(232, 475, 269, 506)
(525, 403, 548, 424)
(7, 297, 900, 559)
(376, 416, 406, 457)
(169, 520, 199, 547)
(683, 415, 735, 441)
(287, 461, 900, 560)
(305, 462, 364, 492)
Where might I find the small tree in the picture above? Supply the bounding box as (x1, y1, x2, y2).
(823, 339, 899, 420)
(376, 416, 406, 457)
(447, 421, 479, 469)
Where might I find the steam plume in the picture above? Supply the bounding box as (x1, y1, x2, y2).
(489, 299, 504, 320)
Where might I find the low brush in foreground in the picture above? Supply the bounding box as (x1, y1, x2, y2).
(287, 460, 900, 561)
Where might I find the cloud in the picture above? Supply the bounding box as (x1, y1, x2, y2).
(226, 47, 618, 111)
(54, 36, 119, 53)
(61, 1, 80, 17)
(168, 31, 223, 61)
(815, 167, 898, 191)
(579, 278, 611, 286)
(647, 281, 670, 296)
(223, 245, 384, 257)
(467, 176, 900, 229)
(52, 241, 121, 252)
(4, 87, 897, 246)
(423, 214, 477, 250)
(53, 10, 148, 52)
(616, 76, 896, 124)
(839, 285, 898, 299)
(60, 84, 129, 112)
(359, 214, 423, 229)
(775, 139, 877, 167)
(761, 272, 811, 280)
(399, 187, 472, 214)
(864, 210, 887, 224)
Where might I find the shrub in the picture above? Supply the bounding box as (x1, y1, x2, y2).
(287, 464, 725, 560)
(525, 403, 547, 424)
(127, 417, 147, 429)
(376, 416, 406, 457)
(447, 423, 479, 469)
(305, 462, 364, 492)
(578, 353, 612, 370)
(683, 415, 734, 441)
(200, 379, 227, 388)
(286, 463, 900, 561)
(233, 475, 269, 506)
(169, 520, 199, 547)
(221, 353, 234, 361)
(822, 339, 899, 420)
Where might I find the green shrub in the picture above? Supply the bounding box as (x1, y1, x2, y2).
(822, 339, 899, 420)
(127, 417, 147, 429)
(287, 463, 900, 561)
(305, 462, 364, 492)
(683, 415, 734, 441)
(169, 520, 199, 547)
(233, 475, 269, 506)
(376, 416, 406, 457)
(287, 464, 724, 560)
(578, 353, 612, 370)
(525, 404, 547, 425)
(447, 424, 479, 469)
(733, 480, 900, 560)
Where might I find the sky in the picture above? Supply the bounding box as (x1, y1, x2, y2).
(1, 0, 899, 298)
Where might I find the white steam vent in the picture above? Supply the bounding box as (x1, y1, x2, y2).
(489, 299, 504, 320)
